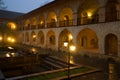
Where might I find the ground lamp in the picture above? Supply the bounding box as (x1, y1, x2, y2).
(64, 41, 76, 79)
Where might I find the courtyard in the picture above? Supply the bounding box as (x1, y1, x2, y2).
(0, 44, 119, 80)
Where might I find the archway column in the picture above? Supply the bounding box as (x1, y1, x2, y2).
(55, 33, 59, 50)
(36, 16, 39, 29)
(56, 16, 60, 27)
(22, 20, 25, 30)
(98, 7, 105, 22)
(118, 36, 120, 56)
(98, 35, 105, 54)
(118, 2, 120, 20)
(44, 13, 47, 28)
(29, 18, 32, 30)
(73, 12, 77, 26)
(98, 0, 106, 23)
(43, 31, 47, 48)
(23, 31, 25, 44)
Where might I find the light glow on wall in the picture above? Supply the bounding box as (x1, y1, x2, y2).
(70, 45, 76, 52)
(8, 22, 16, 30)
(87, 12, 92, 18)
(40, 21, 44, 24)
(32, 35, 36, 38)
(7, 37, 16, 43)
(0, 36, 3, 41)
(69, 34, 73, 41)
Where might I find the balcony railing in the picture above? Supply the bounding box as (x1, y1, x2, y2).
(59, 20, 73, 27)
(21, 11, 120, 31)
(47, 22, 57, 28)
(77, 14, 99, 25)
(105, 11, 120, 22)
(31, 25, 36, 30)
(38, 24, 45, 29)
(24, 26, 30, 30)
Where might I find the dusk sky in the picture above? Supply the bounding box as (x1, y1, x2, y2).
(4, 0, 54, 13)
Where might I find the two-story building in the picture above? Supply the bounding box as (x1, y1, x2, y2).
(1, 0, 120, 57)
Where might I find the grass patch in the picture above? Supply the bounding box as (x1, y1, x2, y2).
(24, 67, 91, 80)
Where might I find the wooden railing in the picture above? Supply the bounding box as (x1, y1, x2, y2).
(77, 14, 99, 25)
(59, 20, 73, 27)
(31, 25, 36, 30)
(38, 24, 45, 29)
(47, 22, 57, 28)
(105, 11, 120, 22)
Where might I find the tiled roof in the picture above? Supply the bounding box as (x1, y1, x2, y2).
(0, 10, 24, 19)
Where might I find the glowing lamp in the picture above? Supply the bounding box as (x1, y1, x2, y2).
(70, 45, 76, 52)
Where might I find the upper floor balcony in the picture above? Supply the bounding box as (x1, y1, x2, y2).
(20, 11, 120, 31)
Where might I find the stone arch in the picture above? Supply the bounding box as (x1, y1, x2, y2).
(77, 0, 99, 25)
(105, 33, 118, 56)
(47, 11, 57, 27)
(25, 32, 29, 42)
(25, 19, 30, 30)
(46, 30, 56, 48)
(31, 17, 37, 29)
(59, 7, 73, 27)
(7, 22, 16, 30)
(105, 0, 119, 21)
(59, 29, 73, 50)
(77, 28, 98, 53)
(37, 31, 44, 45)
(38, 15, 45, 28)
(31, 17, 37, 25)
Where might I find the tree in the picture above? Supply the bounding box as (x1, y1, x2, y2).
(0, 0, 7, 10)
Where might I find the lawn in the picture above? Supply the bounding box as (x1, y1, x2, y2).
(24, 66, 92, 80)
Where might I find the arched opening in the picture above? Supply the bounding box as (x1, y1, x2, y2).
(38, 15, 45, 29)
(25, 19, 30, 30)
(59, 7, 73, 27)
(47, 12, 57, 28)
(31, 31, 36, 44)
(105, 34, 118, 56)
(46, 30, 56, 49)
(31, 17, 37, 29)
(59, 29, 73, 51)
(77, 0, 99, 25)
(7, 22, 17, 30)
(38, 31, 44, 45)
(77, 28, 98, 53)
(105, 0, 119, 21)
